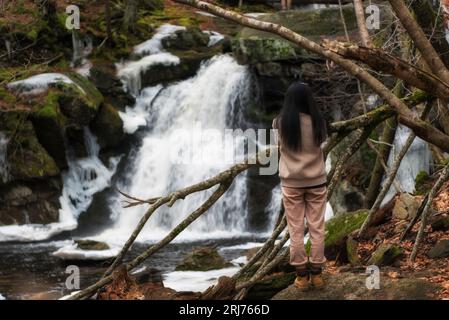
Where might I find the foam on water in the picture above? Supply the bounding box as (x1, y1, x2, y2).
(0, 129, 119, 242)
(163, 267, 240, 292)
(0, 293, 5, 300)
(7, 73, 82, 96)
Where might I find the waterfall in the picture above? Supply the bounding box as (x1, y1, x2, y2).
(116, 24, 186, 96)
(0, 132, 9, 183)
(95, 54, 257, 244)
(71, 32, 93, 76)
(0, 128, 119, 242)
(383, 124, 432, 203)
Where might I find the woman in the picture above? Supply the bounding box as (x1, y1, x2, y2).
(273, 82, 328, 291)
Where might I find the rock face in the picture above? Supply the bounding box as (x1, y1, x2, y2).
(175, 246, 233, 271)
(272, 272, 440, 300)
(0, 179, 62, 225)
(392, 193, 422, 220)
(427, 240, 449, 259)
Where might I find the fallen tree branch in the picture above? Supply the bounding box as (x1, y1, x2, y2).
(409, 162, 449, 261)
(173, 0, 449, 152)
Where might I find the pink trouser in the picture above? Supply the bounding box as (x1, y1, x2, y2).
(282, 185, 327, 267)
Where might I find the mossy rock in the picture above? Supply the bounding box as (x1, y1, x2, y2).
(414, 170, 433, 195)
(367, 244, 403, 266)
(175, 246, 233, 271)
(322, 210, 368, 260)
(30, 90, 68, 168)
(90, 103, 125, 149)
(0, 109, 59, 181)
(246, 272, 296, 300)
(75, 239, 110, 251)
(231, 37, 297, 64)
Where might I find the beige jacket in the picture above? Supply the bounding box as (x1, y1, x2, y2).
(273, 114, 327, 188)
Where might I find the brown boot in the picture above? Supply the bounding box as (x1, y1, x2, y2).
(294, 267, 309, 291)
(310, 265, 325, 289)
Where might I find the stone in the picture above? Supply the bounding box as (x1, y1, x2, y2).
(90, 103, 124, 149)
(0, 110, 60, 181)
(346, 236, 361, 266)
(75, 240, 110, 251)
(367, 244, 403, 266)
(272, 272, 439, 300)
(318, 210, 368, 261)
(392, 193, 422, 220)
(329, 180, 365, 215)
(0, 179, 62, 225)
(427, 240, 449, 259)
(175, 246, 233, 271)
(431, 215, 449, 231)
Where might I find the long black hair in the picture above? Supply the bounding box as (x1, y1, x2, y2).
(278, 82, 327, 151)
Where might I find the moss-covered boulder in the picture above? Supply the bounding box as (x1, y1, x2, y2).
(175, 246, 233, 271)
(75, 239, 110, 251)
(414, 171, 433, 195)
(90, 103, 125, 149)
(322, 210, 368, 260)
(0, 110, 59, 181)
(367, 244, 403, 266)
(232, 37, 297, 65)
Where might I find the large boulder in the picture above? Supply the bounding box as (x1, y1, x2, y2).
(321, 210, 368, 261)
(392, 193, 422, 220)
(246, 272, 296, 300)
(90, 103, 124, 149)
(0, 110, 59, 181)
(431, 215, 449, 231)
(0, 179, 62, 225)
(175, 246, 233, 271)
(272, 272, 440, 300)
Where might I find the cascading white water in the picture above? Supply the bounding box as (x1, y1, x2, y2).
(0, 132, 9, 184)
(383, 124, 432, 203)
(0, 128, 119, 242)
(116, 24, 186, 96)
(96, 54, 256, 244)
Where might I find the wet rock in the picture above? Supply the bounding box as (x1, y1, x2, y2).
(0, 110, 60, 181)
(367, 244, 403, 266)
(232, 37, 297, 65)
(0, 179, 62, 225)
(272, 272, 439, 300)
(90, 103, 124, 149)
(392, 193, 422, 220)
(89, 61, 134, 110)
(431, 215, 449, 231)
(175, 246, 233, 271)
(74, 240, 110, 251)
(427, 240, 449, 259)
(161, 28, 210, 51)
